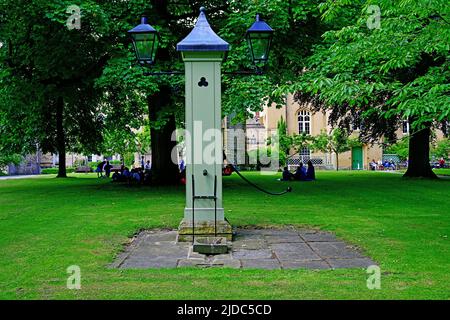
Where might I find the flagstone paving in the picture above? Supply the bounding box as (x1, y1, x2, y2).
(112, 227, 376, 270)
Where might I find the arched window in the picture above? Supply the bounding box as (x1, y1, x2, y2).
(298, 110, 311, 134)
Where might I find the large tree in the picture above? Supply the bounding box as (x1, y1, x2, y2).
(98, 0, 327, 183)
(0, 0, 113, 177)
(1, 0, 334, 182)
(283, 0, 449, 178)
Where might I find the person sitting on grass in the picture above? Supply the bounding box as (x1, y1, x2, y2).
(131, 168, 142, 184)
(143, 170, 152, 185)
(282, 167, 293, 181)
(122, 167, 130, 179)
(369, 159, 377, 171)
(306, 160, 316, 181)
(111, 170, 121, 182)
(294, 163, 307, 181)
(389, 159, 396, 170)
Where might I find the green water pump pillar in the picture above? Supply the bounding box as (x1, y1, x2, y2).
(176, 8, 232, 241)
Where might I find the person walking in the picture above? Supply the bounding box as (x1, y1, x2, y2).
(96, 160, 106, 178)
(104, 161, 112, 178)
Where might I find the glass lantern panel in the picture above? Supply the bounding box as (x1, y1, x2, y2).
(132, 33, 157, 62)
(248, 33, 271, 62)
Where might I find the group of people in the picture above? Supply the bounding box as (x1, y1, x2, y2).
(369, 159, 397, 171)
(112, 165, 152, 185)
(95, 156, 153, 185)
(282, 160, 316, 181)
(112, 157, 152, 185)
(95, 160, 113, 178)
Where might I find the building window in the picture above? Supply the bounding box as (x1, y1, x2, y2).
(402, 121, 409, 134)
(299, 147, 310, 157)
(247, 135, 257, 145)
(298, 110, 311, 134)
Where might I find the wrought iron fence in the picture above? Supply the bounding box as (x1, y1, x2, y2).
(287, 155, 333, 170)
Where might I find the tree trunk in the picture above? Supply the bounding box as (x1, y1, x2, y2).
(335, 152, 339, 171)
(403, 123, 437, 179)
(148, 86, 180, 185)
(56, 96, 67, 178)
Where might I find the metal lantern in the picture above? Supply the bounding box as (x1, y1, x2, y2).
(246, 14, 274, 69)
(128, 17, 159, 65)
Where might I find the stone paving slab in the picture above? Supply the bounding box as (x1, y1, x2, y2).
(272, 243, 322, 261)
(327, 258, 375, 269)
(232, 239, 267, 250)
(113, 227, 376, 270)
(232, 249, 274, 260)
(241, 259, 281, 270)
(280, 260, 331, 270)
(309, 242, 362, 259)
(300, 232, 338, 242)
(121, 257, 179, 269)
(211, 259, 241, 269)
(264, 235, 304, 243)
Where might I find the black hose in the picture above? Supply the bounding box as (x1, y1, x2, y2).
(230, 165, 292, 196)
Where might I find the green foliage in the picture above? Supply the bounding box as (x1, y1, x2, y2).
(221, 0, 325, 121)
(0, 0, 115, 161)
(280, 0, 450, 142)
(310, 128, 353, 170)
(385, 136, 450, 161)
(41, 167, 75, 175)
(88, 160, 122, 171)
(312, 128, 352, 154)
(0, 0, 329, 174)
(0, 154, 22, 167)
(385, 138, 410, 161)
(247, 146, 282, 169)
(276, 117, 291, 165)
(101, 128, 137, 161)
(431, 138, 450, 159)
(291, 132, 314, 154)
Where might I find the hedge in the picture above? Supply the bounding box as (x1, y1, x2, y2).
(41, 167, 75, 175)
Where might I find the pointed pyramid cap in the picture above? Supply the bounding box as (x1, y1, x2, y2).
(177, 7, 230, 52)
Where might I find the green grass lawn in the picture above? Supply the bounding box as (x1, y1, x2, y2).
(433, 168, 450, 176)
(0, 171, 449, 300)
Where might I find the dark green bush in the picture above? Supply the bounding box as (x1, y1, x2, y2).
(89, 160, 122, 171)
(41, 167, 75, 175)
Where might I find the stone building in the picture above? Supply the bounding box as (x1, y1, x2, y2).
(224, 93, 447, 170)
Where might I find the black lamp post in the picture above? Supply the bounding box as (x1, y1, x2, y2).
(127, 16, 159, 66)
(246, 14, 274, 72)
(128, 11, 274, 74)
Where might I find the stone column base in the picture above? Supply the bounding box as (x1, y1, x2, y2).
(177, 218, 233, 242)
